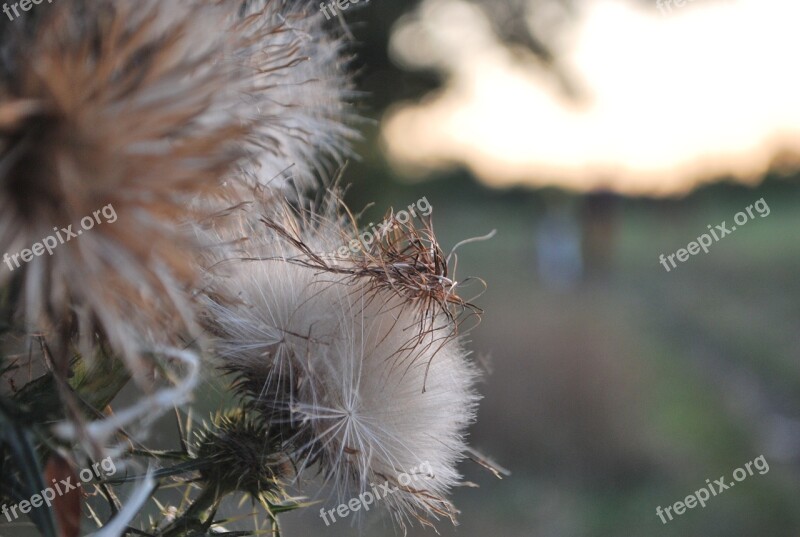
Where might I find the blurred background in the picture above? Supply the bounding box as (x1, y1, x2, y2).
(285, 0, 800, 535)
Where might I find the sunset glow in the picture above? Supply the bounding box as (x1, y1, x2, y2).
(383, 0, 800, 196)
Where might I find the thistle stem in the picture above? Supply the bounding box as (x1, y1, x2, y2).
(159, 483, 226, 537)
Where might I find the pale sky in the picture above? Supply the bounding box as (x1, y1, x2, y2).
(382, 0, 800, 196)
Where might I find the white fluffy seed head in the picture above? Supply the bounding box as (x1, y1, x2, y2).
(220, 0, 361, 192)
(203, 202, 480, 528)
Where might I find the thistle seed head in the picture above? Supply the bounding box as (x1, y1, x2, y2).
(193, 409, 292, 499)
(202, 197, 481, 529)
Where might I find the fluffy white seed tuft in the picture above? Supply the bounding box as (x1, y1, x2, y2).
(203, 201, 480, 528)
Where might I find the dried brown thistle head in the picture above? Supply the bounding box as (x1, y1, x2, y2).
(255, 200, 489, 392)
(0, 0, 254, 373)
(262, 206, 486, 343)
